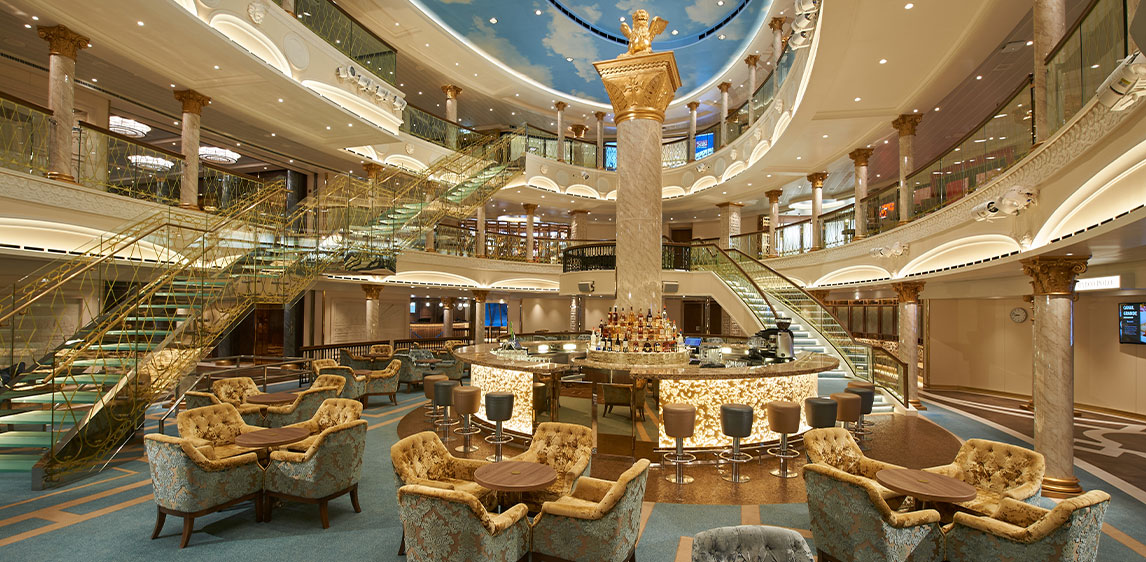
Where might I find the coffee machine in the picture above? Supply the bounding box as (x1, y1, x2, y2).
(754, 318, 796, 361)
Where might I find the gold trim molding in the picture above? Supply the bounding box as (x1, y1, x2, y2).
(593, 52, 681, 124)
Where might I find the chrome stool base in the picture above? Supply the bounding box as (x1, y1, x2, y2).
(662, 450, 697, 485)
(484, 424, 513, 462)
(717, 450, 753, 483)
(453, 414, 481, 453)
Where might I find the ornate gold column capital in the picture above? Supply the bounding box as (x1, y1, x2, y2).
(471, 289, 489, 303)
(593, 51, 681, 123)
(892, 114, 923, 137)
(593, 111, 607, 121)
(686, 101, 700, 112)
(744, 54, 761, 67)
(765, 189, 783, 203)
(37, 25, 89, 59)
(848, 147, 874, 166)
(717, 81, 733, 94)
(716, 201, 744, 209)
(891, 281, 926, 304)
(569, 123, 589, 138)
(569, 209, 590, 216)
(554, 101, 568, 112)
(769, 17, 787, 31)
(361, 284, 382, 300)
(441, 84, 463, 100)
(808, 289, 829, 303)
(174, 90, 212, 115)
(807, 172, 828, 188)
(441, 296, 457, 306)
(362, 162, 384, 180)
(1021, 256, 1089, 296)
(522, 203, 538, 214)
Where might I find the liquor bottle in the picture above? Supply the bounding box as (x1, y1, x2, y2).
(646, 307, 652, 323)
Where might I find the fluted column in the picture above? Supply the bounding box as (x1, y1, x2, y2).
(554, 101, 567, 162)
(1033, 0, 1066, 142)
(744, 55, 760, 123)
(441, 297, 456, 337)
(849, 148, 873, 239)
(594, 111, 607, 169)
(362, 284, 382, 341)
(174, 89, 212, 209)
(38, 25, 89, 183)
(717, 202, 743, 250)
(717, 81, 732, 147)
(1021, 255, 1088, 497)
(808, 172, 827, 250)
(442, 84, 462, 149)
(686, 101, 699, 162)
(892, 114, 922, 224)
(472, 290, 488, 343)
(769, 17, 786, 64)
(766, 189, 782, 257)
(569, 209, 589, 240)
(475, 205, 486, 258)
(892, 281, 925, 410)
(522, 203, 537, 262)
(595, 48, 681, 311)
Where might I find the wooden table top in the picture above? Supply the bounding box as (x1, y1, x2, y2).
(473, 461, 558, 493)
(875, 468, 977, 503)
(244, 392, 298, 405)
(416, 358, 442, 364)
(234, 427, 310, 448)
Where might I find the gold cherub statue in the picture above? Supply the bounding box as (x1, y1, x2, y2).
(620, 9, 668, 58)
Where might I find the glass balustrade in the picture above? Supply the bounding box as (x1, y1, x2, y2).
(728, 230, 768, 260)
(0, 93, 51, 178)
(661, 139, 688, 169)
(776, 220, 811, 256)
(1044, 0, 1126, 136)
(200, 165, 265, 213)
(434, 224, 477, 257)
(401, 104, 485, 151)
(821, 206, 855, 249)
(75, 123, 183, 206)
(276, 0, 397, 84)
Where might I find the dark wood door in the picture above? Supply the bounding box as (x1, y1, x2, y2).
(670, 228, 692, 243)
(709, 301, 723, 335)
(682, 301, 705, 333)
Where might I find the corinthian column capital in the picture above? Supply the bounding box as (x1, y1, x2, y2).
(37, 25, 89, 59)
(1021, 256, 1089, 296)
(892, 114, 923, 137)
(594, 52, 681, 123)
(174, 90, 212, 115)
(848, 147, 874, 166)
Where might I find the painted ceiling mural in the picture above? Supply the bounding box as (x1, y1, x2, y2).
(411, 0, 772, 104)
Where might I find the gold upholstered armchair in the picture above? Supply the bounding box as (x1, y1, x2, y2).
(508, 422, 593, 511)
(311, 358, 364, 400)
(261, 376, 344, 428)
(175, 403, 266, 460)
(184, 376, 264, 424)
(922, 438, 1044, 516)
(264, 419, 367, 529)
(283, 398, 363, 452)
(397, 485, 531, 562)
(370, 343, 394, 357)
(361, 359, 400, 406)
(803, 427, 905, 499)
(944, 490, 1110, 561)
(390, 431, 495, 508)
(531, 458, 651, 562)
(600, 379, 648, 421)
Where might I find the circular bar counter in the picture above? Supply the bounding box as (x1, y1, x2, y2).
(451, 343, 577, 435)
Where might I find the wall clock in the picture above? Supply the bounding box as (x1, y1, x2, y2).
(1009, 307, 1029, 323)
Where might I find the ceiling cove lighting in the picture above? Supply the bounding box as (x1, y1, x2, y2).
(109, 116, 151, 138)
(199, 146, 241, 164)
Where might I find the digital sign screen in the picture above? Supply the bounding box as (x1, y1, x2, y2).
(695, 133, 715, 160)
(1119, 303, 1146, 344)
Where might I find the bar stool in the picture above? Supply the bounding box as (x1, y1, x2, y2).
(422, 374, 448, 419)
(661, 404, 696, 485)
(433, 380, 460, 441)
(484, 392, 514, 462)
(804, 397, 838, 429)
(718, 404, 754, 484)
(452, 385, 482, 454)
(766, 401, 801, 479)
(847, 381, 877, 431)
(830, 392, 863, 448)
(846, 386, 875, 440)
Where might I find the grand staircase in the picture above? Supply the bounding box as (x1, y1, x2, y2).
(0, 129, 526, 488)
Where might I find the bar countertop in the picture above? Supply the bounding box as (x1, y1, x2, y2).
(451, 343, 579, 374)
(628, 351, 839, 380)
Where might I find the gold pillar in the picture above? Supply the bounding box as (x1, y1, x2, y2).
(38, 25, 89, 183)
(472, 290, 489, 343)
(570, 123, 588, 139)
(744, 54, 760, 123)
(442, 84, 462, 149)
(1033, 0, 1066, 142)
(769, 17, 786, 64)
(554, 101, 568, 162)
(174, 89, 212, 209)
(849, 148, 874, 239)
(891, 281, 926, 410)
(686, 101, 700, 162)
(808, 172, 827, 250)
(717, 81, 732, 147)
(892, 114, 922, 224)
(522, 203, 538, 262)
(766, 189, 782, 257)
(441, 296, 457, 337)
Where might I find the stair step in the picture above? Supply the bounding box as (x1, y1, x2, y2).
(0, 410, 80, 425)
(172, 280, 229, 286)
(0, 454, 42, 472)
(104, 330, 172, 337)
(69, 358, 136, 368)
(0, 431, 56, 447)
(85, 343, 159, 352)
(11, 391, 101, 404)
(136, 304, 201, 309)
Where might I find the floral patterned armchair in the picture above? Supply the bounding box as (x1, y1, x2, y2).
(264, 419, 367, 528)
(283, 398, 363, 452)
(508, 422, 593, 511)
(369, 343, 394, 356)
(312, 358, 364, 400)
(362, 359, 401, 407)
(803, 427, 905, 499)
(803, 463, 945, 562)
(143, 433, 263, 548)
(531, 458, 650, 562)
(262, 379, 343, 428)
(397, 484, 530, 562)
(691, 525, 814, 562)
(945, 490, 1109, 561)
(182, 376, 263, 424)
(600, 379, 648, 420)
(175, 403, 266, 460)
(922, 438, 1044, 516)
(340, 348, 373, 371)
(390, 431, 495, 509)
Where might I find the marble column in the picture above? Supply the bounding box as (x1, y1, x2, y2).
(522, 203, 537, 262)
(769, 17, 786, 64)
(362, 284, 382, 341)
(1033, 0, 1066, 143)
(281, 0, 296, 16)
(808, 172, 827, 250)
(569, 124, 588, 164)
(686, 101, 699, 162)
(441, 297, 456, 337)
(744, 55, 760, 123)
(1021, 255, 1088, 497)
(717, 202, 743, 250)
(717, 81, 732, 147)
(442, 84, 462, 149)
(595, 50, 681, 311)
(424, 222, 436, 252)
(891, 281, 925, 410)
(37, 25, 89, 183)
(475, 205, 486, 258)
(472, 290, 488, 343)
(174, 89, 212, 209)
(766, 189, 782, 257)
(594, 111, 607, 169)
(892, 114, 922, 224)
(849, 148, 873, 239)
(569, 209, 589, 240)
(554, 101, 567, 162)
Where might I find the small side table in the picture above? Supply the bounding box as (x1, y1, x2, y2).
(875, 468, 977, 513)
(244, 392, 299, 406)
(473, 461, 557, 494)
(235, 427, 310, 449)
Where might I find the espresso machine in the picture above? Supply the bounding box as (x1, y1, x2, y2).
(753, 318, 796, 362)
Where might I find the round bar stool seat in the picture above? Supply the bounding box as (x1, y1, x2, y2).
(452, 385, 482, 447)
(847, 381, 877, 430)
(830, 392, 862, 446)
(804, 397, 838, 429)
(422, 374, 448, 419)
(766, 401, 801, 478)
(846, 381, 876, 390)
(661, 404, 697, 484)
(433, 381, 460, 439)
(718, 404, 754, 483)
(846, 386, 875, 430)
(484, 392, 514, 462)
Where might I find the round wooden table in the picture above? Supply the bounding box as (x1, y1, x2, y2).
(244, 392, 298, 405)
(473, 461, 557, 493)
(235, 427, 310, 449)
(875, 468, 977, 504)
(416, 358, 442, 365)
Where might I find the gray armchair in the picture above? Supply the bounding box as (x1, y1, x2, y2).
(691, 525, 814, 562)
(339, 348, 372, 371)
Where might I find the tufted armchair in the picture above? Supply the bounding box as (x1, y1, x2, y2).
(339, 348, 373, 371)
(390, 431, 496, 508)
(264, 419, 366, 528)
(531, 458, 650, 562)
(361, 359, 401, 406)
(803, 427, 906, 499)
(433, 348, 464, 380)
(392, 351, 422, 391)
(508, 422, 594, 511)
(369, 343, 394, 356)
(312, 358, 364, 400)
(945, 490, 1110, 561)
(198, 376, 264, 424)
(922, 438, 1044, 516)
(143, 433, 263, 548)
(283, 398, 362, 452)
(397, 484, 531, 562)
(262, 381, 343, 428)
(691, 525, 814, 562)
(804, 463, 945, 562)
(601, 379, 648, 421)
(176, 403, 266, 460)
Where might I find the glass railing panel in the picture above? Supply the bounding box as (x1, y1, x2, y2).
(821, 206, 855, 248)
(435, 224, 477, 257)
(285, 0, 397, 84)
(75, 123, 183, 206)
(661, 139, 688, 169)
(728, 231, 767, 260)
(534, 237, 567, 264)
(0, 94, 51, 177)
(1045, 0, 1125, 135)
(484, 231, 530, 262)
(199, 165, 263, 213)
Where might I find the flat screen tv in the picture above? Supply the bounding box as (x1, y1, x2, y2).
(1118, 302, 1146, 344)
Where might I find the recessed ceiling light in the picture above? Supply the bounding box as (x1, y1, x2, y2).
(934, 107, 940, 112)
(904, 3, 914, 9)
(325, 126, 331, 130)
(821, 134, 828, 138)
(213, 65, 220, 70)
(912, 108, 918, 113)
(347, 123, 353, 127)
(854, 97, 861, 102)
(1026, 40, 1034, 46)
(535, 9, 542, 15)
(620, 16, 626, 22)
(566, 57, 574, 62)
(717, 0, 725, 5)
(173, 121, 179, 125)
(796, 156, 802, 160)
(23, 24, 31, 28)
(722, 191, 727, 194)
(718, 34, 726, 40)
(879, 58, 887, 64)
(425, 43, 430, 47)
(277, 98, 283, 103)
(976, 75, 983, 80)
(137, 21, 145, 26)
(31, 16, 38, 20)
(418, 91, 423, 95)
(671, 29, 679, 35)
(394, 22, 400, 26)
(270, 133, 276, 136)
(91, 78, 97, 82)
(489, 17, 498, 24)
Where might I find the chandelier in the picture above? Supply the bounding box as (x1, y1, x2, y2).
(127, 155, 175, 172)
(198, 146, 241, 164)
(108, 116, 151, 138)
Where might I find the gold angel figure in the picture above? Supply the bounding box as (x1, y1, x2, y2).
(620, 9, 668, 57)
